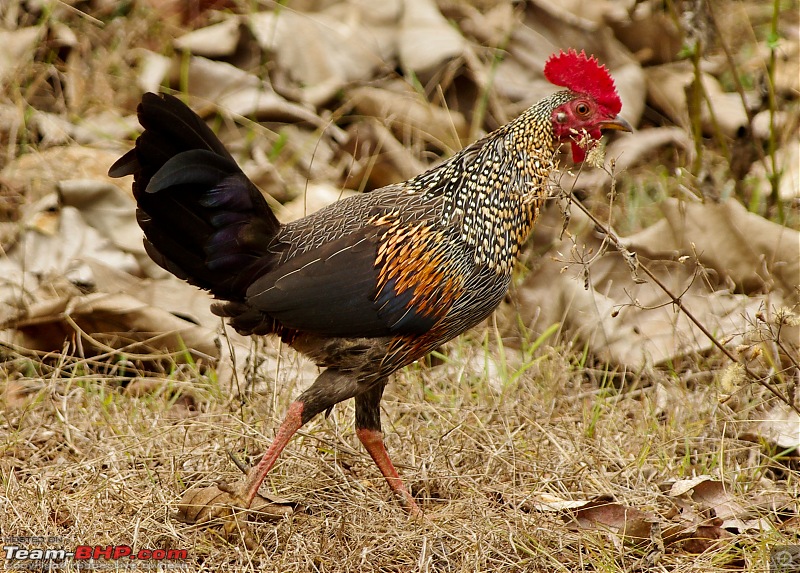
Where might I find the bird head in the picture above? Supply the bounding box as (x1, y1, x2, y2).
(544, 49, 632, 163)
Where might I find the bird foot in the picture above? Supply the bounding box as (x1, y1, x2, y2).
(176, 480, 293, 549)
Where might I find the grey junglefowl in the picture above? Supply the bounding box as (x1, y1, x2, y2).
(109, 48, 631, 538)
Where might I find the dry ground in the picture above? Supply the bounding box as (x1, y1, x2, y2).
(4, 331, 796, 572)
(1, 1, 798, 572)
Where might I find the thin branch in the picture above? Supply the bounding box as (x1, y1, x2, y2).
(563, 164, 798, 414)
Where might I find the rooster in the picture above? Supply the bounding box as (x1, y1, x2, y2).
(109, 48, 631, 530)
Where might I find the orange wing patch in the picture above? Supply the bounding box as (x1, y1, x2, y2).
(372, 214, 463, 328)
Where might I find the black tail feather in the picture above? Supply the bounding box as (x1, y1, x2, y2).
(109, 93, 281, 301)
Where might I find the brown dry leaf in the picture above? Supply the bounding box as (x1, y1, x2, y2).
(662, 476, 786, 548)
(564, 495, 656, 544)
(0, 26, 42, 85)
(605, 2, 683, 65)
(510, 197, 799, 370)
(28, 110, 74, 147)
(136, 50, 172, 94)
(609, 127, 695, 167)
(452, 1, 517, 51)
(645, 63, 749, 137)
(131, 50, 324, 126)
(258, 124, 344, 186)
(768, 37, 800, 97)
(562, 127, 695, 192)
(59, 180, 142, 258)
(247, 6, 389, 106)
(398, 0, 466, 75)
(492, 31, 561, 107)
(71, 110, 142, 147)
(747, 136, 800, 201)
(71, 259, 218, 330)
(493, 3, 646, 126)
(173, 17, 243, 58)
(348, 82, 467, 152)
(667, 474, 718, 498)
(750, 404, 800, 452)
(0, 194, 139, 297)
(8, 289, 220, 360)
(0, 145, 124, 204)
(624, 198, 800, 297)
(667, 476, 746, 522)
(523, 492, 596, 512)
(779, 515, 800, 535)
(660, 503, 734, 554)
(180, 57, 323, 124)
(678, 522, 734, 554)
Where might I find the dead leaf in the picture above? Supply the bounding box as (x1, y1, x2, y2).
(752, 404, 800, 452)
(0, 27, 42, 85)
(9, 290, 219, 359)
(561, 127, 695, 192)
(645, 63, 749, 137)
(667, 475, 716, 497)
(398, 0, 466, 75)
(524, 492, 594, 512)
(58, 180, 142, 256)
(747, 136, 800, 202)
(348, 82, 467, 152)
(174, 17, 243, 58)
(669, 477, 746, 522)
(508, 197, 799, 371)
(605, 2, 683, 65)
(247, 7, 386, 106)
(679, 522, 733, 554)
(136, 50, 172, 94)
(0, 195, 140, 291)
(177, 484, 294, 548)
(624, 199, 800, 297)
(180, 57, 323, 124)
(564, 495, 656, 544)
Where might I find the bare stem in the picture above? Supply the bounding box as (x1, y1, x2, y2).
(766, 0, 784, 221)
(564, 179, 798, 414)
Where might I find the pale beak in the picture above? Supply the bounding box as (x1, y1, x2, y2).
(599, 115, 633, 132)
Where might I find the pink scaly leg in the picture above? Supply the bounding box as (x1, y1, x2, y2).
(239, 401, 304, 506)
(355, 380, 422, 517)
(356, 427, 422, 517)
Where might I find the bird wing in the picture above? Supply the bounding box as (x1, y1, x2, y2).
(245, 216, 465, 339)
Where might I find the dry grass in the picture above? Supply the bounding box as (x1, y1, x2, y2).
(2, 328, 796, 572)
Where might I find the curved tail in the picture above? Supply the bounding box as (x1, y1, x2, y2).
(109, 93, 281, 301)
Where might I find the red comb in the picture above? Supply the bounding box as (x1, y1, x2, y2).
(544, 49, 622, 115)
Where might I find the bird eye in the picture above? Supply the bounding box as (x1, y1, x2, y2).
(575, 102, 590, 116)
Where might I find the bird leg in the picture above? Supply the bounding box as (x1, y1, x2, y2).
(178, 368, 361, 543)
(237, 400, 304, 506)
(237, 368, 362, 502)
(355, 380, 422, 518)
